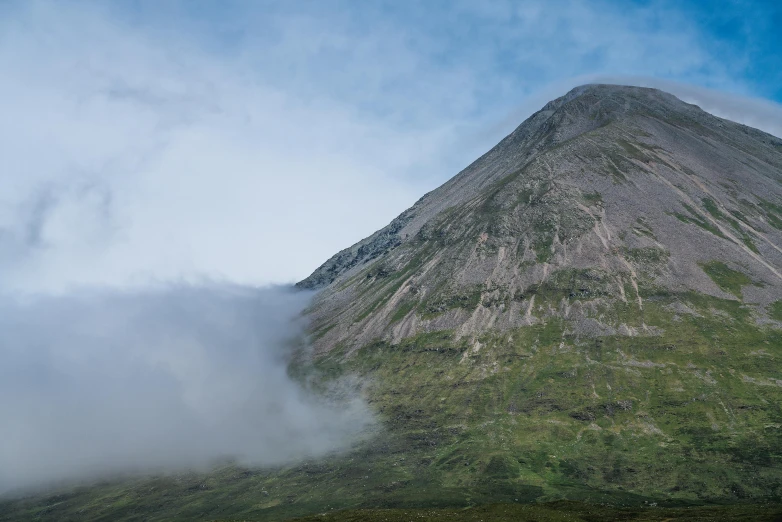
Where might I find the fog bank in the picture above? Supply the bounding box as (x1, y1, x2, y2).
(0, 284, 372, 493)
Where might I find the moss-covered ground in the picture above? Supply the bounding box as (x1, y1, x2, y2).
(287, 501, 782, 521)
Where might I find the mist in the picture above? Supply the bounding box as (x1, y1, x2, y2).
(0, 284, 373, 493)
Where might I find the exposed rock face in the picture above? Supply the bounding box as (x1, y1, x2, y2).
(300, 84, 782, 354)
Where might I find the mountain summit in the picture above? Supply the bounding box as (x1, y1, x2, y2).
(300, 84, 782, 355)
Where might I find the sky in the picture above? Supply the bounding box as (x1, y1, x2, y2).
(0, 0, 780, 291)
(1, 0, 781, 492)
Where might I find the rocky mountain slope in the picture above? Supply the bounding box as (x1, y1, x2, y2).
(300, 84, 782, 354)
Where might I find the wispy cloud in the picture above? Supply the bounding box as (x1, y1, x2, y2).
(0, 2, 446, 291)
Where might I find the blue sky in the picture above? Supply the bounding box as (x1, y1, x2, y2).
(675, 0, 782, 100)
(0, 0, 781, 289)
(108, 0, 782, 106)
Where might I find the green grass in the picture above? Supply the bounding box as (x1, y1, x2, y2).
(769, 300, 782, 322)
(287, 501, 782, 522)
(756, 197, 782, 230)
(533, 234, 555, 262)
(623, 246, 670, 264)
(582, 191, 603, 205)
(701, 198, 759, 253)
(389, 299, 417, 323)
(698, 261, 753, 297)
(310, 292, 782, 515)
(671, 203, 727, 240)
(418, 287, 483, 319)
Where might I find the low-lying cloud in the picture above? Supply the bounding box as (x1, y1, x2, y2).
(0, 284, 372, 493)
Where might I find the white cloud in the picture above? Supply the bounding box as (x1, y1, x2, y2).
(0, 2, 452, 292)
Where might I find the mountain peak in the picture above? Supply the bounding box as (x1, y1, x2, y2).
(546, 83, 684, 107)
(526, 83, 705, 145)
(299, 84, 782, 355)
(299, 85, 782, 298)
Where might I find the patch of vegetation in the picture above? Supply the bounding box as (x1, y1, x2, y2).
(389, 299, 418, 324)
(311, 321, 336, 340)
(701, 197, 722, 221)
(604, 156, 629, 183)
(581, 191, 602, 205)
(756, 196, 782, 230)
(622, 246, 670, 265)
(769, 300, 782, 322)
(601, 139, 659, 183)
(532, 234, 555, 263)
(631, 218, 657, 240)
(701, 198, 759, 253)
(671, 203, 726, 239)
(354, 276, 407, 323)
(698, 261, 753, 297)
(632, 228, 656, 239)
(617, 139, 653, 162)
(765, 213, 782, 230)
(729, 209, 749, 224)
(419, 287, 483, 319)
(529, 268, 614, 302)
(671, 213, 717, 237)
(739, 234, 761, 254)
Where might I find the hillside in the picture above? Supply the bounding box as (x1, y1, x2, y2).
(300, 84, 782, 351)
(2, 84, 781, 521)
(288, 83, 782, 509)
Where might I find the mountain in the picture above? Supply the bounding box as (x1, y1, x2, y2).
(299, 84, 782, 352)
(3, 84, 781, 521)
(291, 84, 782, 506)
